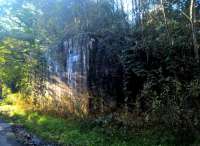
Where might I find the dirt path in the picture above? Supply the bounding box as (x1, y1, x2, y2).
(0, 119, 22, 146)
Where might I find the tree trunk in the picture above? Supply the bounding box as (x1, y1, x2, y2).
(160, 0, 174, 46)
(190, 0, 199, 62)
(120, 0, 124, 12)
(0, 80, 2, 99)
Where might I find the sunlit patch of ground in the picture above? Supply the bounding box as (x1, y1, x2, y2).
(0, 105, 25, 117)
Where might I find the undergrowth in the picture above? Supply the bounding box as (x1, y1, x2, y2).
(0, 93, 199, 146)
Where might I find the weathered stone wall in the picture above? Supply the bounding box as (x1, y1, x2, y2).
(87, 33, 125, 113)
(44, 33, 127, 115)
(44, 34, 91, 115)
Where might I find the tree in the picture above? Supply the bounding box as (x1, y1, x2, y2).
(190, 0, 199, 62)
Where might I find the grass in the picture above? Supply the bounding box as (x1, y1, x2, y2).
(0, 94, 196, 146)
